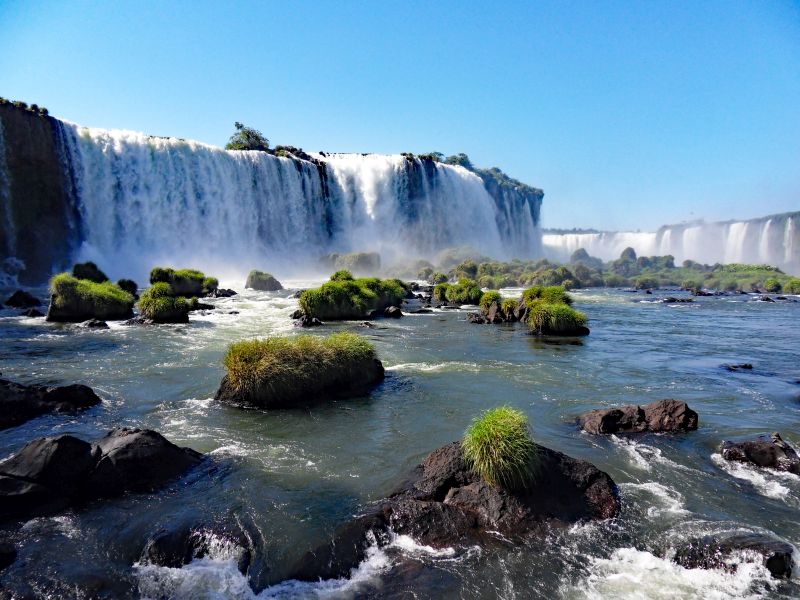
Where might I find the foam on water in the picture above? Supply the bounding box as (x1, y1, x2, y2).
(620, 482, 689, 518)
(711, 453, 797, 505)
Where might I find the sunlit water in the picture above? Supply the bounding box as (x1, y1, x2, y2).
(1, 286, 799, 599)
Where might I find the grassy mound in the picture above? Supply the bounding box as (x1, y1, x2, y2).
(245, 270, 282, 291)
(462, 406, 538, 490)
(522, 285, 573, 306)
(479, 290, 502, 311)
(137, 282, 189, 323)
(47, 273, 135, 322)
(149, 267, 208, 297)
(435, 278, 482, 306)
(522, 285, 588, 335)
(217, 332, 384, 407)
(299, 275, 406, 320)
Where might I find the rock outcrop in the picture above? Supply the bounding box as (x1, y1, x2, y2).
(720, 433, 800, 474)
(673, 533, 794, 579)
(579, 399, 698, 434)
(141, 522, 252, 574)
(5, 290, 41, 308)
(0, 378, 101, 430)
(290, 441, 618, 581)
(245, 270, 283, 291)
(0, 428, 202, 521)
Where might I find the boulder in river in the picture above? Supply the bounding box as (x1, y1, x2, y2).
(383, 306, 403, 318)
(245, 270, 283, 291)
(720, 432, 800, 475)
(0, 428, 202, 521)
(79, 318, 109, 329)
(0, 378, 101, 430)
(673, 533, 794, 579)
(579, 399, 698, 434)
(5, 290, 41, 308)
(21, 307, 44, 317)
(141, 522, 252, 574)
(289, 441, 618, 581)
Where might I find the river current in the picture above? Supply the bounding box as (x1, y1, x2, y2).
(1, 284, 799, 599)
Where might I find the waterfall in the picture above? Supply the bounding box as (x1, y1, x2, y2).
(53, 124, 541, 282)
(544, 214, 800, 274)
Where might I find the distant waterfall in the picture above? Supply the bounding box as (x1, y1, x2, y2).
(543, 213, 800, 274)
(54, 124, 542, 281)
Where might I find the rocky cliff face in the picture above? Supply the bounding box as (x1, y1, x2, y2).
(0, 103, 79, 285)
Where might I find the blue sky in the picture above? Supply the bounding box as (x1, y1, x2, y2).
(1, 0, 798, 231)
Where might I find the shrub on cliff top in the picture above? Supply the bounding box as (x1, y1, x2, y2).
(72, 262, 109, 283)
(137, 282, 190, 323)
(219, 332, 383, 407)
(47, 273, 134, 322)
(331, 269, 354, 281)
(299, 276, 406, 320)
(225, 122, 270, 152)
(462, 406, 538, 490)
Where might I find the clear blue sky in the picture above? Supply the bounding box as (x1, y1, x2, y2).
(1, 0, 798, 230)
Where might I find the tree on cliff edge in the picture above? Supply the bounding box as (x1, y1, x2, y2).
(225, 122, 270, 152)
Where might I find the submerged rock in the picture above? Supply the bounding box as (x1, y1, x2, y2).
(723, 363, 753, 372)
(79, 318, 109, 329)
(0, 428, 202, 521)
(720, 433, 800, 475)
(579, 399, 698, 434)
(21, 307, 44, 317)
(293, 315, 323, 327)
(290, 441, 618, 581)
(383, 306, 403, 318)
(673, 533, 794, 579)
(206, 288, 237, 298)
(0, 378, 101, 430)
(5, 290, 41, 308)
(141, 522, 252, 574)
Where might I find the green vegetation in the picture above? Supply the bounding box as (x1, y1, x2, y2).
(433, 282, 450, 303)
(245, 270, 282, 291)
(462, 406, 538, 490)
(72, 261, 108, 283)
(479, 290, 502, 311)
(117, 278, 138, 297)
(203, 277, 219, 295)
(429, 271, 448, 285)
(225, 122, 270, 152)
(444, 278, 482, 305)
(785, 278, 800, 294)
(522, 285, 573, 306)
(47, 273, 134, 322)
(0, 96, 49, 116)
(764, 277, 782, 293)
(137, 282, 189, 323)
(526, 301, 588, 335)
(149, 267, 209, 297)
(220, 332, 382, 407)
(299, 275, 406, 320)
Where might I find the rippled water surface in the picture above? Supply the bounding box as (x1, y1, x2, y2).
(1, 285, 799, 599)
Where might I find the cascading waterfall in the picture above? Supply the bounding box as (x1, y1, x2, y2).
(544, 214, 800, 274)
(54, 124, 541, 282)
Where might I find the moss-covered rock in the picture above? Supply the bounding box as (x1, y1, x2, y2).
(444, 278, 482, 305)
(149, 267, 207, 297)
(526, 300, 588, 336)
(298, 275, 406, 320)
(136, 283, 189, 323)
(245, 270, 283, 291)
(216, 332, 384, 408)
(46, 273, 135, 322)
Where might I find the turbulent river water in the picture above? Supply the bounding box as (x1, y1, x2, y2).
(1, 284, 799, 599)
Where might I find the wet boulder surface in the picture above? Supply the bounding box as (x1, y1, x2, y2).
(720, 432, 800, 475)
(0, 378, 101, 430)
(289, 441, 619, 581)
(673, 533, 794, 579)
(579, 399, 698, 434)
(0, 428, 202, 522)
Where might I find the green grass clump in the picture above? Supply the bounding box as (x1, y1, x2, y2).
(785, 278, 800, 294)
(429, 271, 448, 285)
(500, 298, 518, 317)
(330, 269, 354, 281)
(763, 277, 782, 293)
(221, 332, 380, 406)
(526, 301, 587, 335)
(48, 273, 134, 321)
(149, 267, 210, 296)
(202, 277, 219, 294)
(522, 285, 573, 306)
(433, 282, 450, 302)
(634, 276, 660, 290)
(462, 406, 538, 490)
(299, 276, 406, 320)
(72, 261, 108, 283)
(479, 290, 502, 311)
(444, 278, 482, 305)
(137, 282, 189, 322)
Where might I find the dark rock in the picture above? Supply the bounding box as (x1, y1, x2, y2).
(366, 310, 379, 319)
(467, 312, 486, 324)
(21, 308, 44, 317)
(290, 441, 618, 581)
(756, 296, 776, 302)
(0, 542, 15, 571)
(0, 428, 202, 521)
(0, 379, 101, 430)
(142, 523, 252, 574)
(579, 399, 698, 434)
(291, 290, 305, 299)
(228, 310, 240, 315)
(383, 306, 403, 318)
(79, 318, 108, 329)
(661, 297, 693, 303)
(720, 433, 800, 475)
(692, 289, 714, 296)
(294, 315, 323, 327)
(290, 309, 304, 320)
(645, 289, 652, 295)
(723, 363, 753, 372)
(411, 308, 433, 314)
(359, 321, 374, 328)
(72, 262, 108, 283)
(206, 288, 237, 298)
(245, 271, 283, 292)
(189, 301, 214, 311)
(673, 533, 794, 579)
(123, 316, 153, 326)
(5, 290, 41, 308)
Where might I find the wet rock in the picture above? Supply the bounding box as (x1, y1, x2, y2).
(411, 308, 433, 314)
(466, 312, 486, 324)
(206, 288, 237, 298)
(692, 289, 714, 296)
(755, 296, 776, 302)
(579, 399, 698, 434)
(291, 290, 305, 299)
(383, 306, 403, 318)
(245, 271, 283, 292)
(673, 533, 794, 579)
(21, 308, 44, 317)
(123, 316, 153, 326)
(720, 433, 800, 475)
(5, 290, 41, 308)
(0, 542, 15, 571)
(359, 321, 374, 328)
(293, 315, 323, 327)
(723, 363, 753, 372)
(0, 428, 202, 521)
(290, 441, 618, 581)
(79, 318, 109, 329)
(661, 297, 693, 303)
(142, 523, 252, 574)
(189, 301, 214, 311)
(0, 379, 101, 430)
(290, 309, 304, 319)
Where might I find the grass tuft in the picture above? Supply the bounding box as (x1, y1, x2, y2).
(526, 300, 587, 334)
(137, 282, 189, 322)
(299, 276, 406, 320)
(462, 406, 538, 490)
(479, 290, 502, 311)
